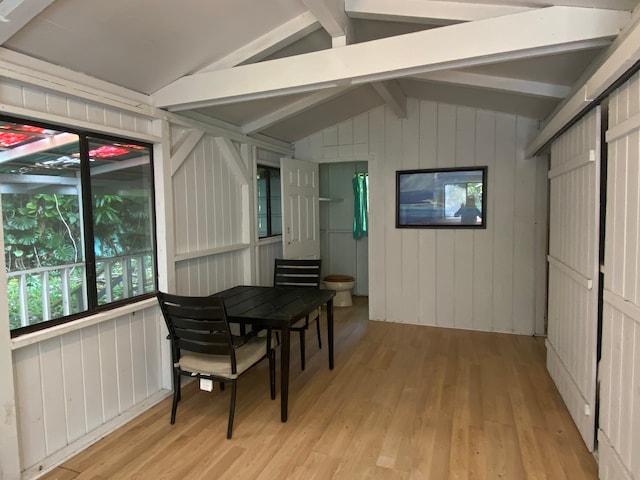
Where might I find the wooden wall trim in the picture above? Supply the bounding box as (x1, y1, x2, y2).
(603, 289, 640, 325)
(547, 255, 593, 290)
(605, 110, 640, 143)
(173, 243, 251, 263)
(547, 149, 595, 179)
(10, 298, 158, 350)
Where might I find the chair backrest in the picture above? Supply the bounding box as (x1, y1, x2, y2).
(273, 258, 322, 288)
(157, 292, 237, 369)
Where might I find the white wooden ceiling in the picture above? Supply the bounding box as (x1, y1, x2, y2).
(1, 0, 639, 143)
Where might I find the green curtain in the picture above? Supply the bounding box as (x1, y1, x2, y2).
(352, 173, 368, 240)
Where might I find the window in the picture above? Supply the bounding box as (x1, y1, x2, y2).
(1, 117, 157, 336)
(256, 165, 281, 238)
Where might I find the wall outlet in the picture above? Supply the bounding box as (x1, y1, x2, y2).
(584, 403, 591, 416)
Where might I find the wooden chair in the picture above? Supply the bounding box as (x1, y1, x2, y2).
(157, 292, 276, 439)
(273, 258, 322, 371)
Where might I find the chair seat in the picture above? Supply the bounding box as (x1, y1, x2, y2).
(179, 337, 268, 379)
(291, 318, 307, 330)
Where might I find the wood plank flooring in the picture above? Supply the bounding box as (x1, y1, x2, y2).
(40, 296, 597, 479)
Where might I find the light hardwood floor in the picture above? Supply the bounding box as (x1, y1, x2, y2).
(40, 296, 597, 479)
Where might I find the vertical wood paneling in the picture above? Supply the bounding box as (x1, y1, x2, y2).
(367, 106, 386, 320)
(547, 108, 600, 451)
(175, 250, 246, 296)
(453, 107, 476, 330)
(512, 118, 538, 334)
(385, 107, 403, 322)
(81, 325, 104, 432)
(194, 141, 207, 251)
(0, 80, 153, 136)
(130, 316, 148, 403)
(13, 308, 165, 473)
(98, 322, 119, 421)
(600, 71, 640, 480)
(115, 317, 134, 413)
(256, 241, 283, 286)
(143, 309, 162, 395)
(418, 102, 438, 327)
(170, 129, 245, 260)
(493, 114, 516, 333)
(295, 100, 544, 335)
(435, 104, 456, 328)
(401, 99, 420, 324)
(60, 332, 86, 444)
(14, 344, 46, 468)
(40, 338, 67, 455)
(473, 110, 496, 332)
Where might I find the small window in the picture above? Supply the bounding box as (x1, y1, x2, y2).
(257, 165, 281, 238)
(1, 117, 157, 336)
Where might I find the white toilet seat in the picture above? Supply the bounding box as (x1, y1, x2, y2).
(322, 275, 355, 307)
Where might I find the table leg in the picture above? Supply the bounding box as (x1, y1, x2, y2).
(280, 327, 290, 422)
(327, 298, 334, 370)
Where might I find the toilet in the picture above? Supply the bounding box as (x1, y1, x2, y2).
(322, 275, 355, 307)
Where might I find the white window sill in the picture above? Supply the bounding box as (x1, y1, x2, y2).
(11, 297, 159, 350)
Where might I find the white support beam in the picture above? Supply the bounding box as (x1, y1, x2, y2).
(0, 132, 78, 163)
(197, 12, 320, 72)
(345, 0, 532, 25)
(412, 70, 572, 99)
(242, 86, 351, 134)
(153, 7, 629, 111)
(170, 130, 204, 176)
(0, 0, 54, 43)
(303, 0, 351, 39)
(372, 80, 407, 118)
(526, 14, 640, 156)
(213, 137, 250, 184)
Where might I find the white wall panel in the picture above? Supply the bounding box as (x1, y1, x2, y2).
(174, 250, 245, 296)
(295, 99, 546, 335)
(600, 71, 640, 480)
(547, 108, 600, 451)
(13, 305, 164, 476)
(172, 131, 245, 257)
(0, 79, 154, 138)
(256, 240, 283, 286)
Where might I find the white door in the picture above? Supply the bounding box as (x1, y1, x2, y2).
(281, 157, 320, 259)
(547, 108, 601, 451)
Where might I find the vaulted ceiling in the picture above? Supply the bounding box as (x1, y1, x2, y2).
(1, 0, 639, 144)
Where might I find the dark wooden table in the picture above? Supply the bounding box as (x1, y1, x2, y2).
(212, 285, 336, 422)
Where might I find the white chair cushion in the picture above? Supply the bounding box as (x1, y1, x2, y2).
(178, 337, 268, 379)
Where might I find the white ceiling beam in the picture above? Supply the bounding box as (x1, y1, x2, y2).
(153, 7, 629, 111)
(527, 14, 640, 156)
(303, 0, 351, 39)
(242, 87, 351, 134)
(372, 80, 407, 118)
(0, 133, 78, 164)
(345, 0, 532, 25)
(197, 12, 321, 72)
(0, 0, 54, 44)
(412, 71, 572, 99)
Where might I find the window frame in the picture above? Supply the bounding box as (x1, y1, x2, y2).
(256, 164, 282, 239)
(1, 115, 158, 337)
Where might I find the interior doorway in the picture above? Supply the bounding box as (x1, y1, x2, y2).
(319, 161, 369, 296)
